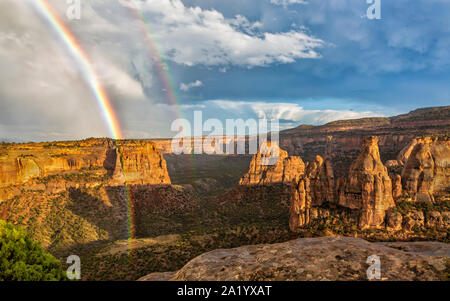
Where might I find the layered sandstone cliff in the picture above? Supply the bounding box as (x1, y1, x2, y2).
(337, 137, 396, 229)
(0, 139, 171, 201)
(242, 135, 448, 231)
(279, 106, 450, 177)
(289, 155, 336, 229)
(401, 137, 450, 203)
(0, 138, 181, 250)
(239, 142, 305, 185)
(290, 136, 398, 230)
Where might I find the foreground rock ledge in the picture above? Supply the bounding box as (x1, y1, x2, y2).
(139, 237, 449, 281)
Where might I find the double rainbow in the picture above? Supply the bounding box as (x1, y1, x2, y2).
(30, 0, 198, 254)
(30, 0, 123, 140)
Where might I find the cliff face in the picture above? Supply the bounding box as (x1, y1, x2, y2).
(289, 155, 336, 230)
(0, 138, 179, 250)
(337, 137, 396, 229)
(279, 106, 450, 177)
(239, 142, 305, 185)
(0, 139, 171, 201)
(290, 136, 398, 230)
(112, 142, 170, 185)
(401, 137, 450, 203)
(242, 138, 398, 230)
(241, 135, 448, 231)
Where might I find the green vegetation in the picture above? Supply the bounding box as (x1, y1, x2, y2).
(0, 220, 66, 281)
(394, 199, 450, 214)
(36, 171, 109, 185)
(52, 184, 297, 280)
(75, 224, 297, 281)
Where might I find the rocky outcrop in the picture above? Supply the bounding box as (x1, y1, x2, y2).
(239, 143, 305, 185)
(287, 135, 448, 232)
(425, 211, 448, 229)
(338, 137, 396, 229)
(289, 154, 335, 231)
(306, 155, 335, 206)
(392, 174, 403, 201)
(397, 138, 418, 165)
(114, 142, 170, 185)
(401, 137, 450, 203)
(140, 237, 450, 281)
(0, 139, 171, 201)
(279, 106, 450, 177)
(289, 178, 311, 230)
(403, 210, 425, 231)
(385, 210, 403, 231)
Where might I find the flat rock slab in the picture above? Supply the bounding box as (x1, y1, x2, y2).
(140, 237, 449, 281)
(138, 272, 175, 281)
(377, 241, 450, 257)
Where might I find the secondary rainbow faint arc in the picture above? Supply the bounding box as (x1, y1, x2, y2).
(129, 5, 184, 120)
(30, 0, 139, 252)
(31, 0, 123, 140)
(31, 1, 197, 248)
(128, 5, 197, 180)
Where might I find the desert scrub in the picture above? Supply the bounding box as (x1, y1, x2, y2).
(395, 200, 450, 214)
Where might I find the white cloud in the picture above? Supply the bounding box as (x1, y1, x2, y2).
(180, 80, 203, 92)
(208, 100, 378, 126)
(0, 0, 177, 141)
(123, 0, 323, 67)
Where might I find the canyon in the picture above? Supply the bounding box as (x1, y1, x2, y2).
(153, 106, 450, 177)
(0, 139, 191, 250)
(0, 106, 448, 280)
(239, 136, 449, 232)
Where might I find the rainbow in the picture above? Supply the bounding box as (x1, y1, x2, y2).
(30, 0, 198, 254)
(29, 0, 137, 252)
(30, 0, 123, 140)
(127, 4, 198, 178)
(127, 5, 184, 119)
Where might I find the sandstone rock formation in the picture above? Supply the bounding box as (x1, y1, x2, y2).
(0, 139, 171, 201)
(306, 155, 335, 206)
(140, 237, 450, 281)
(402, 210, 425, 231)
(397, 138, 418, 165)
(0, 139, 186, 249)
(425, 211, 448, 229)
(239, 142, 305, 185)
(286, 134, 449, 232)
(338, 136, 396, 229)
(401, 137, 450, 202)
(114, 142, 170, 185)
(289, 154, 335, 231)
(385, 210, 403, 231)
(392, 174, 403, 201)
(289, 178, 311, 230)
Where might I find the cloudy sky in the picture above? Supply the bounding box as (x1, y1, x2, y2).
(0, 0, 449, 141)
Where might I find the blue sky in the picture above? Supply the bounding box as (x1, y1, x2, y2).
(0, 0, 449, 141)
(174, 0, 450, 110)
